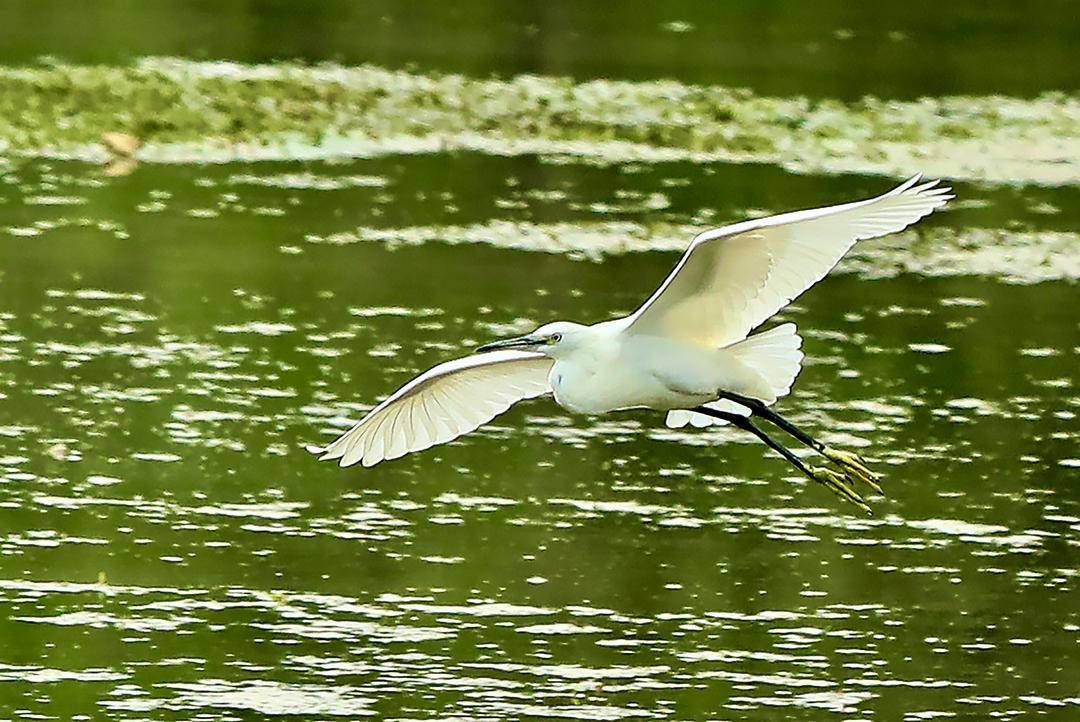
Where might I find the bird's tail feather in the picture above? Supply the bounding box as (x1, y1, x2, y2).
(665, 323, 803, 429)
(665, 398, 749, 428)
(726, 322, 804, 403)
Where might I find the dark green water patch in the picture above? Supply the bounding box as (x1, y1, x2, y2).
(2, 0, 1078, 100)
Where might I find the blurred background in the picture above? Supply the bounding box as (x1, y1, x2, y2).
(0, 1, 1077, 720)
(2, 0, 1079, 97)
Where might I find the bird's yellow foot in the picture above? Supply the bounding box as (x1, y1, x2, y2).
(821, 446, 883, 495)
(807, 464, 871, 514)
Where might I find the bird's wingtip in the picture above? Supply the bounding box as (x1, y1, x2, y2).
(893, 173, 923, 193)
(896, 174, 955, 208)
(314, 442, 350, 463)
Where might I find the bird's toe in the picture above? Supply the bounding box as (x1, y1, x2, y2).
(807, 464, 872, 514)
(822, 446, 883, 494)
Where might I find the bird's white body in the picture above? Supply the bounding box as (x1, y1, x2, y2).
(317, 175, 952, 471)
(547, 319, 764, 415)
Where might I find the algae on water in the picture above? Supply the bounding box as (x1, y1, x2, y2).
(1, 58, 1079, 186)
(305, 221, 1080, 284)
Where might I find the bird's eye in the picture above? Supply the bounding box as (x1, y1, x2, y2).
(551, 333, 562, 343)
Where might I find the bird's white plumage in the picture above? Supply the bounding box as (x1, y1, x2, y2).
(317, 175, 952, 469)
(626, 175, 953, 346)
(318, 350, 553, 467)
(665, 321, 804, 428)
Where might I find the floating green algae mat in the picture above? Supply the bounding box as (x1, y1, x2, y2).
(312, 221, 1080, 285)
(2, 58, 1079, 186)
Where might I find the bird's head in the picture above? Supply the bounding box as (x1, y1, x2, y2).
(475, 320, 587, 358)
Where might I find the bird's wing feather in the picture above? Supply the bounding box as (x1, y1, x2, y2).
(624, 175, 953, 346)
(317, 350, 554, 468)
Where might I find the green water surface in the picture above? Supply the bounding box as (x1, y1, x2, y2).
(0, 153, 1077, 720)
(1, 2, 1078, 720)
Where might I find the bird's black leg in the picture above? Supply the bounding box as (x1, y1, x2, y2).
(715, 391, 882, 494)
(689, 406, 871, 513)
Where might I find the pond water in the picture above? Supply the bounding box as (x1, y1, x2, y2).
(1, 3, 1079, 721)
(2, 0, 1079, 99)
(1, 152, 1077, 720)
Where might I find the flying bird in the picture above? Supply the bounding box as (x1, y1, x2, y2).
(316, 175, 952, 511)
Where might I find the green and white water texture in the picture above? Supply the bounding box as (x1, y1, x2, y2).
(0, 2, 1077, 720)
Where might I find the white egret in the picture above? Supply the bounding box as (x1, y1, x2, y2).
(316, 175, 952, 511)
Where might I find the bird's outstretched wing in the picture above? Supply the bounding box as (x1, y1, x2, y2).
(317, 350, 553, 468)
(624, 175, 953, 346)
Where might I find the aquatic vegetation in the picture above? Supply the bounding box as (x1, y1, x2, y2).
(309, 221, 1080, 284)
(1, 58, 1078, 185)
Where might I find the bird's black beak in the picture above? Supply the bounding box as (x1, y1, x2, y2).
(475, 334, 544, 353)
